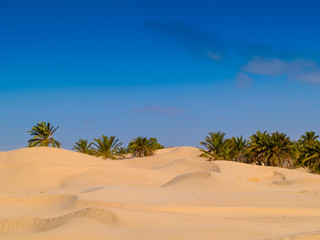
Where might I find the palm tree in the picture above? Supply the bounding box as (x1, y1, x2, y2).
(92, 135, 123, 160)
(247, 131, 269, 165)
(27, 121, 61, 148)
(73, 139, 93, 155)
(294, 132, 319, 168)
(220, 145, 233, 160)
(129, 137, 155, 157)
(300, 141, 320, 173)
(248, 131, 294, 167)
(291, 140, 304, 167)
(229, 136, 248, 162)
(199, 131, 229, 160)
(116, 147, 128, 158)
(299, 131, 319, 145)
(149, 137, 164, 150)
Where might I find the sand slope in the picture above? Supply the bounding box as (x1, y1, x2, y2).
(0, 146, 320, 240)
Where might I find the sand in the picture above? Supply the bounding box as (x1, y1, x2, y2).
(0, 146, 320, 240)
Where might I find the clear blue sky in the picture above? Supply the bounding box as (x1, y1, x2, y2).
(1, 0, 320, 150)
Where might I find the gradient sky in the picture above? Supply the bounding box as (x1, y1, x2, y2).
(1, 0, 320, 150)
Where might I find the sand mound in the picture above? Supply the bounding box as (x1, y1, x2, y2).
(162, 171, 212, 188)
(0, 147, 102, 166)
(247, 171, 286, 183)
(154, 158, 220, 173)
(1, 146, 320, 239)
(81, 186, 105, 193)
(0, 148, 108, 193)
(263, 171, 286, 182)
(0, 208, 118, 235)
(272, 177, 320, 185)
(155, 146, 203, 159)
(212, 161, 318, 183)
(0, 195, 80, 218)
(161, 170, 276, 192)
(123, 146, 203, 169)
(67, 208, 119, 224)
(0, 195, 77, 206)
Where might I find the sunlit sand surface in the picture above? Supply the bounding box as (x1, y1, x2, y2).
(0, 147, 319, 239)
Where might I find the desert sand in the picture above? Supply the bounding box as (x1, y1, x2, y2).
(0, 146, 320, 240)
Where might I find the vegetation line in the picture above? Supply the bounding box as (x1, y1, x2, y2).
(26, 122, 320, 174)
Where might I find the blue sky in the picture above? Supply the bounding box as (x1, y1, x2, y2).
(1, 0, 320, 150)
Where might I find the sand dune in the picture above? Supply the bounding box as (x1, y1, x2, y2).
(0, 208, 118, 234)
(161, 170, 212, 188)
(0, 146, 320, 240)
(154, 158, 220, 173)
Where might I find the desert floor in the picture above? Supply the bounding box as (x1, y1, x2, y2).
(0, 146, 320, 240)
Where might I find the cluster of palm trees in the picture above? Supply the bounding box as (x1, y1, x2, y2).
(72, 136, 163, 159)
(26, 122, 320, 173)
(200, 131, 320, 173)
(27, 122, 164, 159)
(73, 135, 123, 159)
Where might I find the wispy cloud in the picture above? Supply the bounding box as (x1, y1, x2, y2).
(145, 21, 320, 86)
(237, 39, 320, 62)
(145, 21, 227, 61)
(235, 39, 320, 85)
(239, 57, 320, 84)
(289, 70, 320, 84)
(241, 57, 318, 76)
(133, 105, 185, 116)
(235, 72, 253, 88)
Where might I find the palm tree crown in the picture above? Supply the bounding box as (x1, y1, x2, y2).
(248, 131, 294, 167)
(73, 139, 93, 154)
(300, 141, 320, 173)
(129, 137, 158, 157)
(92, 135, 122, 159)
(27, 121, 61, 148)
(229, 136, 248, 162)
(199, 131, 229, 160)
(299, 131, 319, 145)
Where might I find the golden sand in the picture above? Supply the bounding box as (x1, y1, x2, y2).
(0, 147, 319, 239)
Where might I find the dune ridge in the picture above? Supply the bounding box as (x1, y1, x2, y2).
(0, 146, 320, 239)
